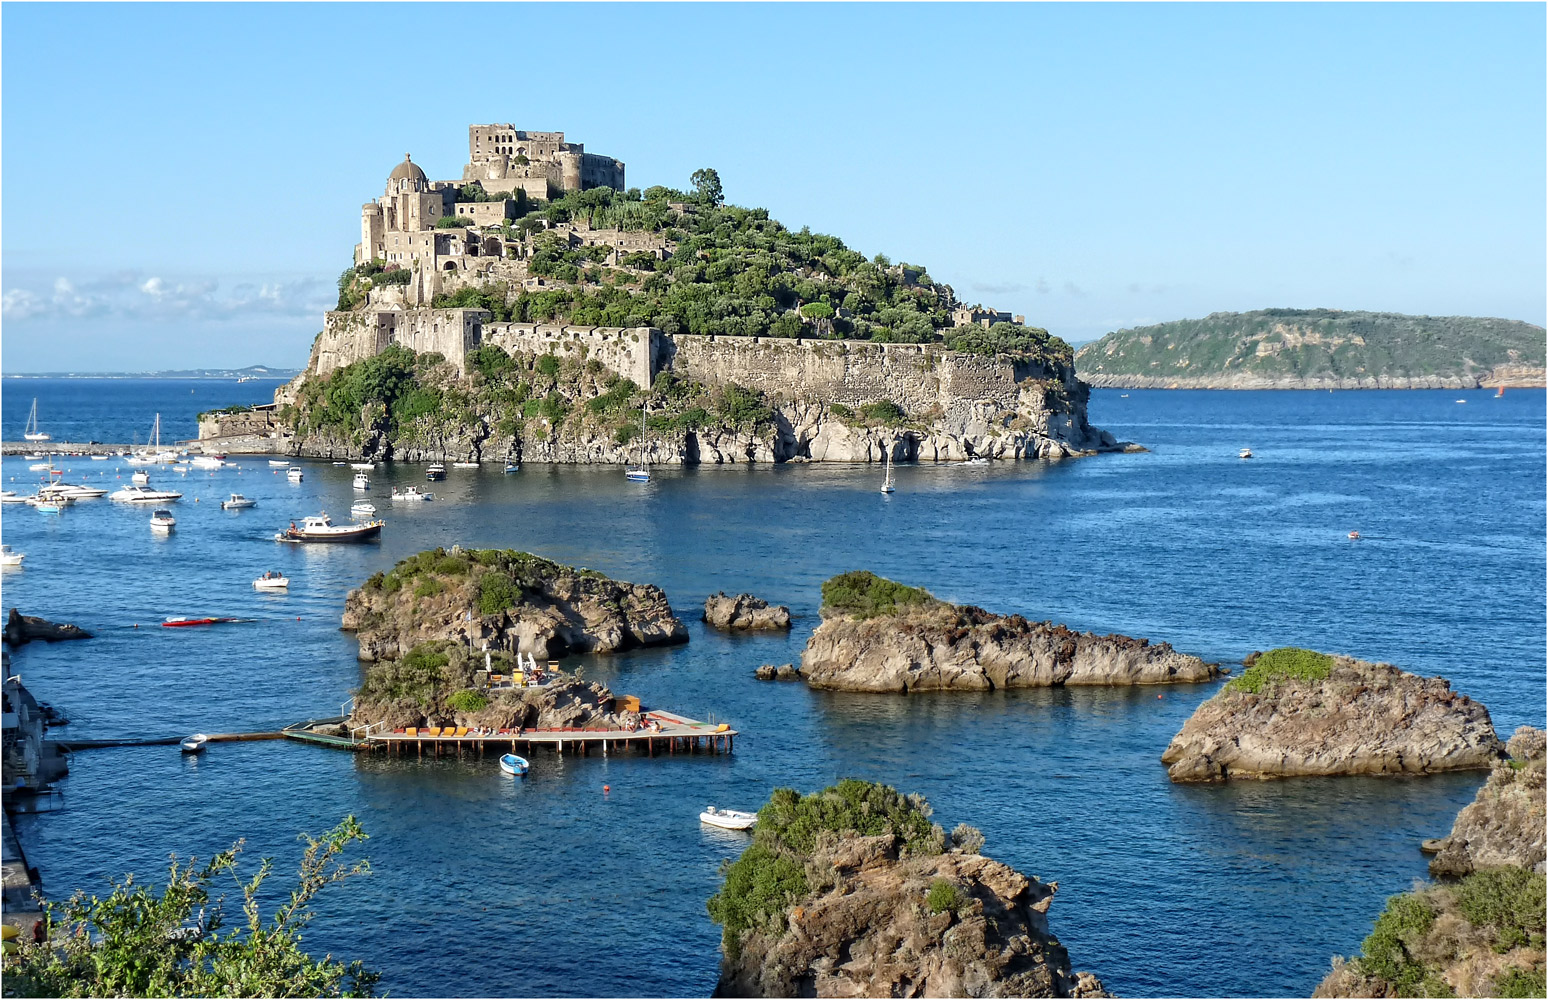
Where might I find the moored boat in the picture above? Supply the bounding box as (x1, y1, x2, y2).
(1, 545, 25, 567)
(350, 501, 377, 518)
(1239, 448, 1253, 459)
(253, 571, 289, 590)
(499, 754, 530, 776)
(180, 733, 209, 753)
(425, 463, 446, 481)
(287, 466, 304, 482)
(350, 462, 376, 470)
(699, 806, 757, 830)
(269, 459, 290, 467)
(880, 451, 895, 494)
(131, 470, 151, 484)
(22, 398, 51, 441)
(390, 486, 434, 502)
(221, 493, 256, 510)
(163, 616, 252, 628)
(110, 484, 183, 503)
(503, 463, 520, 474)
(278, 512, 383, 543)
(452, 461, 480, 468)
(149, 509, 177, 531)
(352, 473, 370, 491)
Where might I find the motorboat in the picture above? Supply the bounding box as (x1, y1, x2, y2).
(965, 456, 990, 466)
(1348, 531, 1361, 540)
(498, 754, 530, 776)
(1, 545, 25, 567)
(32, 499, 64, 514)
(699, 807, 757, 830)
(1239, 448, 1253, 459)
(253, 571, 290, 590)
(452, 461, 480, 468)
(221, 493, 256, 510)
(277, 512, 383, 543)
(287, 467, 304, 482)
(27, 462, 52, 472)
(131, 470, 151, 484)
(149, 509, 177, 531)
(180, 734, 209, 753)
(22, 398, 51, 441)
(425, 463, 446, 481)
(332, 461, 347, 467)
(0, 491, 24, 504)
(268, 459, 290, 467)
(503, 463, 520, 474)
(110, 484, 184, 503)
(391, 486, 434, 502)
(350, 501, 377, 518)
(352, 473, 370, 491)
(91, 455, 110, 461)
(39, 483, 108, 499)
(350, 462, 376, 470)
(163, 617, 251, 628)
(191, 456, 225, 470)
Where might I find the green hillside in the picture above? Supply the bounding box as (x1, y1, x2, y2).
(1074, 309, 1545, 387)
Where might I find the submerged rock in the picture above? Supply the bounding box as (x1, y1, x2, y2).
(1161, 648, 1502, 782)
(754, 663, 801, 681)
(709, 780, 1107, 998)
(704, 592, 791, 631)
(1427, 726, 1546, 878)
(342, 547, 688, 662)
(798, 571, 1218, 693)
(3, 609, 92, 646)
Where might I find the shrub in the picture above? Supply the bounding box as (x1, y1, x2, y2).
(716, 383, 772, 427)
(435, 216, 472, 229)
(820, 571, 935, 619)
(927, 878, 965, 914)
(477, 573, 521, 616)
(828, 403, 854, 420)
(1357, 892, 1439, 993)
(1496, 967, 1547, 998)
(536, 354, 561, 377)
(412, 578, 444, 599)
(950, 823, 985, 855)
(756, 780, 943, 858)
(433, 556, 469, 575)
(446, 690, 489, 714)
(1228, 648, 1335, 694)
(859, 399, 906, 424)
(705, 843, 808, 949)
(947, 322, 1062, 360)
(1452, 867, 1546, 952)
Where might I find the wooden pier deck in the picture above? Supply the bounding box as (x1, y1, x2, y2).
(365, 710, 737, 758)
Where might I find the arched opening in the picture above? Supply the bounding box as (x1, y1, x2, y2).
(443, 261, 457, 271)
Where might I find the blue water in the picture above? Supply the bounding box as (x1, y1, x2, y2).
(2, 377, 286, 444)
(2, 383, 1543, 997)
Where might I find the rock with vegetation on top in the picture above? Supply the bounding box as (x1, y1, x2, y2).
(342, 547, 687, 663)
(1160, 648, 1503, 782)
(704, 592, 791, 631)
(1314, 865, 1546, 998)
(3, 609, 92, 646)
(708, 780, 1107, 998)
(797, 572, 1218, 693)
(1426, 726, 1546, 878)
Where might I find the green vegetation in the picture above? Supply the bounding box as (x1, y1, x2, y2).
(858, 400, 906, 425)
(1227, 647, 1335, 694)
(820, 571, 937, 619)
(335, 260, 412, 310)
(1075, 309, 1545, 383)
(446, 689, 489, 714)
(927, 878, 967, 914)
(283, 345, 477, 449)
(356, 642, 452, 709)
(706, 780, 947, 953)
(949, 322, 1070, 365)
(5, 818, 377, 998)
(1346, 867, 1547, 998)
(435, 216, 472, 229)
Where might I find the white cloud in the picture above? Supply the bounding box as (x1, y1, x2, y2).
(1, 269, 333, 325)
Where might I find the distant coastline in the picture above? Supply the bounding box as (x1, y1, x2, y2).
(4, 370, 298, 381)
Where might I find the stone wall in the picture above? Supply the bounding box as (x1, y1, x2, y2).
(313, 308, 491, 378)
(484, 323, 654, 386)
(198, 405, 282, 440)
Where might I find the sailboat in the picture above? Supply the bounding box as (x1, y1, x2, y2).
(128, 414, 172, 464)
(625, 402, 650, 482)
(23, 399, 50, 441)
(1496, 386, 1506, 398)
(880, 448, 896, 494)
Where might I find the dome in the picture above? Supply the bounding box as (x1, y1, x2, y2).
(387, 154, 428, 192)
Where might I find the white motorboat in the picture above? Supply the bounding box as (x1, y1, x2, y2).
(498, 754, 530, 776)
(1, 545, 25, 567)
(1239, 448, 1253, 459)
(191, 456, 225, 470)
(350, 462, 376, 470)
(503, 463, 520, 474)
(221, 493, 256, 510)
(110, 484, 184, 503)
(268, 459, 290, 467)
(180, 734, 209, 753)
(277, 512, 383, 543)
(425, 463, 446, 481)
(91, 455, 109, 461)
(27, 462, 52, 472)
(131, 470, 151, 484)
(39, 483, 108, 499)
(391, 486, 434, 502)
(149, 509, 177, 531)
(699, 807, 757, 830)
(452, 461, 480, 468)
(23, 398, 51, 441)
(253, 571, 289, 590)
(352, 473, 370, 491)
(0, 491, 25, 504)
(287, 467, 304, 482)
(350, 501, 377, 518)
(965, 456, 990, 466)
(880, 450, 896, 494)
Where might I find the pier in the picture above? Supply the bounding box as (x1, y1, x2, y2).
(361, 710, 737, 758)
(0, 441, 205, 457)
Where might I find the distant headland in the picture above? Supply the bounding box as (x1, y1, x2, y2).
(1074, 309, 1546, 389)
(4, 365, 299, 380)
(199, 122, 1135, 464)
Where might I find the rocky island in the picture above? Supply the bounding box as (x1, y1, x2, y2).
(342, 546, 688, 662)
(1075, 308, 1546, 389)
(1315, 729, 1546, 999)
(708, 779, 1107, 998)
(198, 124, 1136, 464)
(1160, 648, 1502, 782)
(703, 592, 791, 630)
(795, 571, 1219, 693)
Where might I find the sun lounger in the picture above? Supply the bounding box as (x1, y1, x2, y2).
(406, 727, 418, 737)
(455, 726, 468, 737)
(427, 727, 442, 737)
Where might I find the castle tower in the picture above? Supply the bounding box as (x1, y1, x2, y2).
(359, 203, 385, 265)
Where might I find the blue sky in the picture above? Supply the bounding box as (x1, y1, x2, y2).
(2, 2, 1543, 371)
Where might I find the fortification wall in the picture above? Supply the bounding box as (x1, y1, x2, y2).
(484, 323, 654, 386)
(315, 308, 490, 378)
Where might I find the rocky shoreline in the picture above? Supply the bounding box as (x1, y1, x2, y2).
(1160, 649, 1502, 782)
(1426, 725, 1546, 878)
(1079, 369, 1546, 390)
(798, 572, 1219, 692)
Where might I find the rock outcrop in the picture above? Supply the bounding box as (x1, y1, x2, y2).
(342, 547, 687, 662)
(799, 573, 1218, 693)
(3, 610, 92, 646)
(1161, 649, 1502, 782)
(710, 781, 1106, 998)
(754, 663, 801, 681)
(1426, 726, 1546, 878)
(704, 592, 791, 631)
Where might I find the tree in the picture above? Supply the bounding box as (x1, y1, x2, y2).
(690, 167, 724, 207)
(6, 817, 379, 998)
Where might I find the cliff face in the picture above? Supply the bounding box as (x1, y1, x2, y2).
(341, 547, 687, 663)
(1160, 651, 1502, 782)
(800, 598, 1218, 693)
(1074, 309, 1546, 389)
(1428, 726, 1547, 878)
(708, 781, 1106, 999)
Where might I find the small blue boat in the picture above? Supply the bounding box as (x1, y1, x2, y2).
(503, 463, 520, 474)
(499, 754, 529, 776)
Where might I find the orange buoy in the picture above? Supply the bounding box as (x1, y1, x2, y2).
(603, 785, 610, 793)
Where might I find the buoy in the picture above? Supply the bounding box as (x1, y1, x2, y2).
(603, 784, 610, 793)
(1157, 694, 1163, 699)
(296, 616, 301, 621)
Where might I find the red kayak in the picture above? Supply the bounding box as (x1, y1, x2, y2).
(162, 617, 252, 628)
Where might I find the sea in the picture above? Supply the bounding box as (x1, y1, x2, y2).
(1, 379, 1544, 998)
